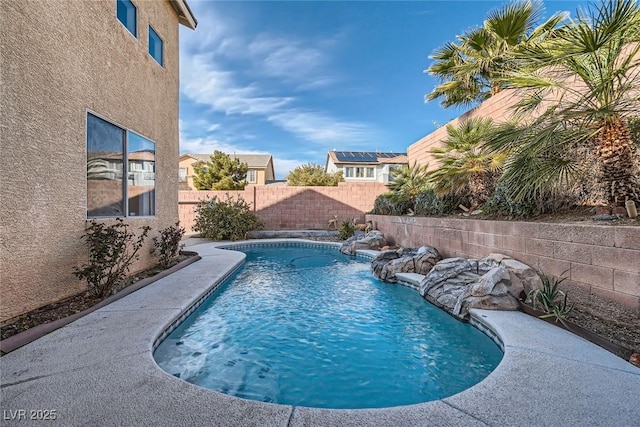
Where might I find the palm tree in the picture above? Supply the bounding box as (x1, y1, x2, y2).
(487, 0, 640, 206)
(425, 0, 568, 107)
(389, 161, 431, 209)
(428, 117, 505, 208)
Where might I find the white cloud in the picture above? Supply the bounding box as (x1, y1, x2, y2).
(248, 35, 336, 88)
(267, 110, 372, 146)
(206, 123, 221, 132)
(179, 2, 377, 161)
(181, 55, 295, 115)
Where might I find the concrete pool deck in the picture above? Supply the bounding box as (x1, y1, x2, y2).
(1, 239, 639, 426)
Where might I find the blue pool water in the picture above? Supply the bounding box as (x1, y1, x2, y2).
(154, 244, 502, 409)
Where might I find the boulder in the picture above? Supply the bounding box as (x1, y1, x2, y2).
(340, 230, 387, 255)
(372, 246, 441, 282)
(371, 249, 403, 279)
(420, 254, 541, 320)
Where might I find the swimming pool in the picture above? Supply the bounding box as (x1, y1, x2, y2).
(154, 243, 502, 409)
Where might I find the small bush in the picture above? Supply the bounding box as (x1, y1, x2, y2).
(370, 193, 413, 215)
(338, 219, 355, 240)
(152, 222, 186, 268)
(483, 184, 537, 218)
(73, 218, 150, 298)
(528, 270, 572, 325)
(413, 189, 460, 216)
(193, 194, 263, 241)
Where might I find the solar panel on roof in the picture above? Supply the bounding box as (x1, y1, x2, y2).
(335, 152, 379, 162)
(333, 151, 407, 163)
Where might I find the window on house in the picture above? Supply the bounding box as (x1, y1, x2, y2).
(179, 168, 187, 182)
(116, 0, 137, 37)
(247, 169, 256, 183)
(344, 167, 354, 178)
(87, 113, 155, 218)
(366, 167, 375, 178)
(148, 25, 163, 66)
(355, 167, 366, 178)
(388, 165, 401, 182)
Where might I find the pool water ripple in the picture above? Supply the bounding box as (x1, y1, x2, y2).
(154, 245, 502, 409)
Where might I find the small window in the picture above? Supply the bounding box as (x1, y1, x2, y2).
(344, 167, 354, 178)
(366, 167, 375, 178)
(148, 26, 163, 66)
(116, 0, 137, 37)
(179, 168, 187, 182)
(388, 165, 400, 182)
(355, 167, 365, 178)
(247, 170, 256, 183)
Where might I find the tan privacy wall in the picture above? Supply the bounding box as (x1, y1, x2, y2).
(408, 89, 520, 167)
(368, 215, 640, 310)
(0, 1, 183, 323)
(179, 183, 388, 231)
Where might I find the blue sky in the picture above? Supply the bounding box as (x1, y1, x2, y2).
(178, 0, 583, 179)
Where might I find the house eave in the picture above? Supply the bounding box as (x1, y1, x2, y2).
(169, 0, 197, 29)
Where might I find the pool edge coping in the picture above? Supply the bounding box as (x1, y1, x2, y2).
(2, 239, 639, 426)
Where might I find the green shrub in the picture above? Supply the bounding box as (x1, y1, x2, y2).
(528, 270, 572, 326)
(193, 194, 263, 241)
(338, 219, 355, 240)
(483, 184, 537, 218)
(413, 188, 460, 216)
(73, 218, 150, 298)
(152, 222, 186, 268)
(370, 193, 412, 215)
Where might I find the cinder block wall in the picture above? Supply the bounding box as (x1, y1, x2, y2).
(368, 215, 640, 310)
(179, 182, 388, 231)
(407, 89, 521, 167)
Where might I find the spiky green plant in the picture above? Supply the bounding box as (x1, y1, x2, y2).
(425, 0, 568, 107)
(487, 0, 640, 206)
(389, 161, 431, 211)
(528, 270, 572, 326)
(428, 117, 506, 208)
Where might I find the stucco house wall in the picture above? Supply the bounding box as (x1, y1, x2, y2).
(0, 0, 195, 323)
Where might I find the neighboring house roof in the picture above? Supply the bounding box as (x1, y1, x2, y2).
(382, 154, 408, 164)
(327, 151, 408, 166)
(169, 0, 197, 29)
(181, 153, 273, 169)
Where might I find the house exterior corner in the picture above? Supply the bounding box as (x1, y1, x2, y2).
(0, 0, 196, 323)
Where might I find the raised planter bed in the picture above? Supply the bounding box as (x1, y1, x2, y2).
(517, 299, 634, 361)
(0, 251, 201, 355)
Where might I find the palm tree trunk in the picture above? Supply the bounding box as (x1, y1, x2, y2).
(595, 117, 639, 205)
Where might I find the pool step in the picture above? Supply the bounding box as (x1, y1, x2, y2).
(395, 272, 425, 291)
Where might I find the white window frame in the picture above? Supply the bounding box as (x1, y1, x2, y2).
(344, 167, 354, 178)
(366, 167, 375, 178)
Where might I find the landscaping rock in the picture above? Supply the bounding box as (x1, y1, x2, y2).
(340, 230, 387, 255)
(372, 246, 441, 283)
(420, 254, 541, 320)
